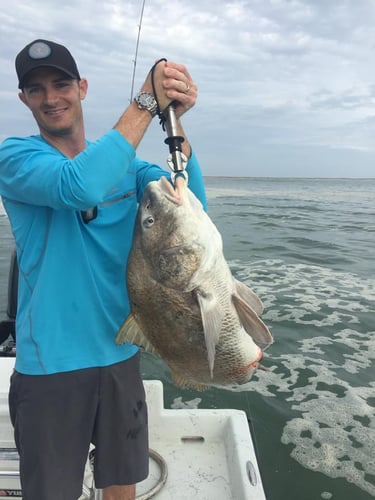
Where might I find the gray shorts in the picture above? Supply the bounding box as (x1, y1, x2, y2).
(9, 353, 148, 499)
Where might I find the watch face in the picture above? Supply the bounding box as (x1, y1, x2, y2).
(136, 92, 157, 116)
(138, 93, 154, 107)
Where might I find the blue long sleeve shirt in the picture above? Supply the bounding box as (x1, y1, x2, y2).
(0, 129, 207, 374)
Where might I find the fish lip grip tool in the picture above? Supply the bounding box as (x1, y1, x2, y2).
(148, 58, 188, 183)
(164, 103, 188, 183)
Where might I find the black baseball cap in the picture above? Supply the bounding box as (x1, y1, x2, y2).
(15, 39, 81, 89)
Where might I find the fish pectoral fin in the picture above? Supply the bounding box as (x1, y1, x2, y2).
(232, 293, 273, 350)
(195, 290, 223, 379)
(115, 314, 157, 353)
(234, 279, 264, 315)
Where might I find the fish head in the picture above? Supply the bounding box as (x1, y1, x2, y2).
(135, 176, 221, 290)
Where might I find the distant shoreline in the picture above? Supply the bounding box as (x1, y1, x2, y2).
(204, 175, 375, 180)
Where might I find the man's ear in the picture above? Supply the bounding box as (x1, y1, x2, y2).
(79, 78, 88, 100)
(18, 92, 28, 107)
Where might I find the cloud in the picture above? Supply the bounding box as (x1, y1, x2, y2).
(1, 0, 375, 177)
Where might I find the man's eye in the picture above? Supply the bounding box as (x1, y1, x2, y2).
(56, 81, 73, 89)
(26, 87, 40, 95)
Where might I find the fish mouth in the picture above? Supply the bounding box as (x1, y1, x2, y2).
(228, 348, 264, 377)
(159, 176, 187, 205)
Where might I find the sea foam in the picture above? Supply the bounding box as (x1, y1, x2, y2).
(230, 259, 375, 496)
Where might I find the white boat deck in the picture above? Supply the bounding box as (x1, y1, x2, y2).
(0, 357, 266, 499)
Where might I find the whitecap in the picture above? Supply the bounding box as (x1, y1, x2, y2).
(171, 396, 202, 410)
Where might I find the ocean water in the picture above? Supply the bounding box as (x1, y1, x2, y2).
(0, 177, 374, 500)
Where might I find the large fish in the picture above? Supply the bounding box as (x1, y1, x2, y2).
(116, 176, 273, 390)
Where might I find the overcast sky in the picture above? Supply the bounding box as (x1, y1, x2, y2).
(1, 0, 375, 178)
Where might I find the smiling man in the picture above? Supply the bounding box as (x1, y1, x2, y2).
(0, 39, 207, 500)
(16, 40, 87, 151)
(20, 68, 87, 135)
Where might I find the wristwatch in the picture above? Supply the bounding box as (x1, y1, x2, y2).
(134, 91, 158, 118)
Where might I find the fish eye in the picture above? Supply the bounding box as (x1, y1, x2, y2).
(143, 215, 155, 228)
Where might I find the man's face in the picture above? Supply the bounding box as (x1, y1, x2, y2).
(19, 67, 88, 138)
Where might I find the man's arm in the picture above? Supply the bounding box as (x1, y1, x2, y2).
(114, 60, 197, 156)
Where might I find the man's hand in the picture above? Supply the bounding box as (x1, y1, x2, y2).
(141, 60, 197, 118)
(115, 59, 197, 150)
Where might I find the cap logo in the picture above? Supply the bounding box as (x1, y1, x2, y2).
(28, 41, 52, 60)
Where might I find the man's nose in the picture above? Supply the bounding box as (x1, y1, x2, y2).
(43, 87, 59, 105)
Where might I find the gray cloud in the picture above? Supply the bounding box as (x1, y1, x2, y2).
(1, 0, 375, 177)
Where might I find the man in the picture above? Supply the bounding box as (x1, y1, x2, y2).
(0, 39, 207, 500)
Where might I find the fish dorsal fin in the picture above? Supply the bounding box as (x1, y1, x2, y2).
(234, 279, 264, 315)
(115, 314, 157, 353)
(195, 289, 223, 379)
(232, 293, 273, 350)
